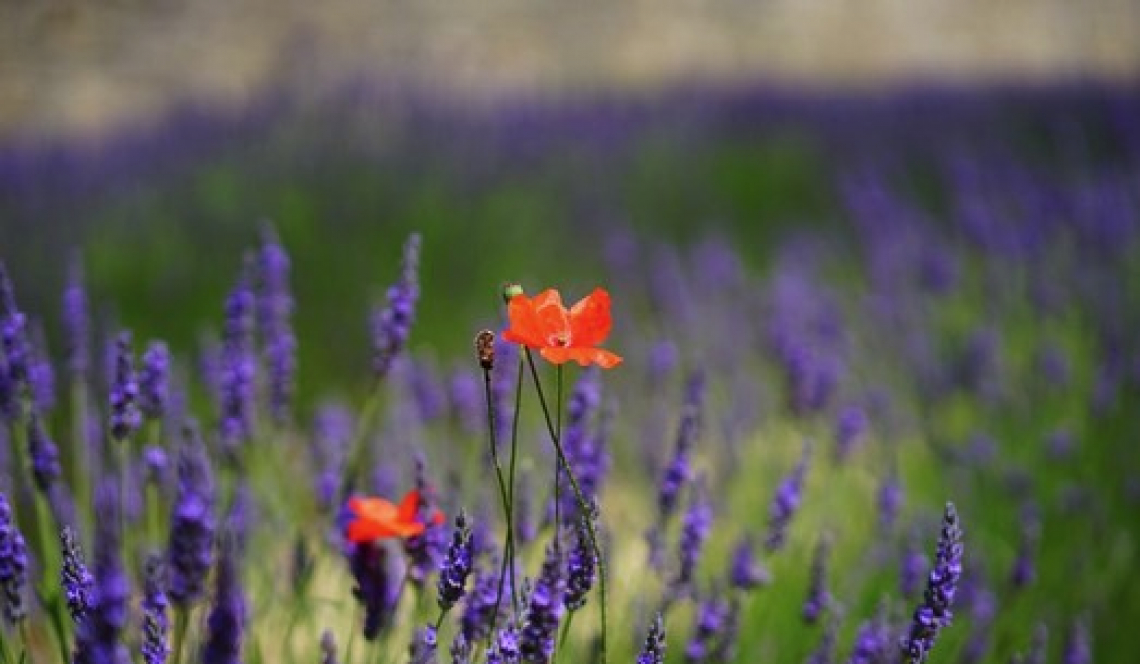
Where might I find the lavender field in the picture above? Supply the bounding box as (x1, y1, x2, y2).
(1, 82, 1139, 664)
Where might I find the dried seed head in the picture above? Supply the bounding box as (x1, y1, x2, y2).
(475, 331, 496, 370)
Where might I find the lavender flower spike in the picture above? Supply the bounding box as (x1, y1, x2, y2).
(900, 502, 964, 664)
(637, 613, 666, 664)
(109, 331, 141, 441)
(258, 226, 296, 424)
(803, 536, 831, 624)
(677, 476, 713, 589)
(202, 533, 247, 664)
(82, 478, 131, 664)
(141, 553, 170, 664)
(656, 370, 705, 521)
(0, 492, 29, 624)
(437, 510, 474, 613)
(409, 623, 439, 664)
(60, 525, 95, 625)
(63, 253, 91, 377)
(563, 509, 598, 612)
(520, 542, 565, 663)
(28, 410, 62, 492)
(372, 232, 422, 379)
(729, 534, 768, 591)
(166, 421, 215, 607)
(765, 441, 811, 552)
(218, 273, 256, 453)
(486, 624, 521, 664)
(139, 341, 171, 421)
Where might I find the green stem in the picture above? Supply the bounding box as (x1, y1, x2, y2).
(523, 350, 608, 664)
(18, 621, 33, 664)
(489, 358, 524, 645)
(341, 380, 386, 497)
(68, 379, 91, 543)
(556, 611, 576, 661)
(171, 607, 190, 664)
(0, 626, 14, 664)
(553, 364, 563, 533)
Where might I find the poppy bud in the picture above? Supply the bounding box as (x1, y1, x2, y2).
(475, 330, 496, 370)
(501, 282, 524, 303)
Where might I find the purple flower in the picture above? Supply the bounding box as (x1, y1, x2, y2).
(1062, 617, 1090, 664)
(140, 553, 169, 664)
(321, 631, 339, 664)
(63, 254, 91, 376)
(349, 541, 400, 640)
(29, 343, 55, 413)
(656, 371, 705, 522)
(60, 525, 94, 625)
(109, 331, 141, 441)
(900, 502, 964, 664)
(486, 624, 521, 664)
(311, 403, 352, 513)
(802, 537, 831, 624)
(637, 613, 666, 664)
(677, 477, 713, 589)
(138, 341, 170, 421)
(553, 369, 601, 524)
(0, 492, 29, 624)
(563, 509, 597, 612)
(449, 631, 471, 664)
(684, 594, 729, 663)
(1010, 506, 1040, 589)
(877, 473, 903, 534)
(900, 533, 927, 599)
(847, 605, 890, 664)
(403, 455, 447, 584)
(437, 511, 474, 612)
(805, 618, 837, 664)
(218, 274, 256, 453)
(371, 233, 421, 380)
(447, 369, 482, 435)
(409, 624, 439, 664)
(27, 410, 61, 492)
(202, 534, 247, 664)
(766, 442, 810, 552)
(520, 542, 564, 663)
(729, 534, 768, 591)
(257, 226, 296, 424)
(460, 564, 501, 643)
(834, 405, 868, 461)
(81, 478, 131, 664)
(166, 422, 215, 607)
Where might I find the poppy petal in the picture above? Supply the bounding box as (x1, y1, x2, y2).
(541, 347, 623, 369)
(504, 294, 545, 348)
(396, 490, 421, 522)
(569, 288, 613, 348)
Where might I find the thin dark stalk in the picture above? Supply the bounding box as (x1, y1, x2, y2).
(489, 358, 524, 643)
(553, 364, 563, 533)
(523, 349, 607, 664)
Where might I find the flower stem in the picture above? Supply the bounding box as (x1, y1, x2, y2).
(488, 357, 524, 643)
(556, 611, 576, 660)
(341, 379, 386, 498)
(523, 350, 607, 664)
(553, 364, 563, 532)
(171, 607, 190, 664)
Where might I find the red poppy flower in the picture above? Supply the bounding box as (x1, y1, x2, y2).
(344, 489, 444, 544)
(503, 287, 623, 369)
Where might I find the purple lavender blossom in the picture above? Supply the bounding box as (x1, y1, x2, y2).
(834, 405, 868, 461)
(371, 233, 421, 380)
(684, 594, 729, 663)
(677, 477, 713, 589)
(901, 533, 928, 599)
(29, 340, 55, 413)
(806, 618, 837, 664)
(109, 331, 141, 441)
(656, 371, 705, 522)
(900, 502, 964, 664)
(437, 511, 474, 612)
(166, 422, 215, 607)
(520, 542, 565, 663)
(554, 369, 601, 524)
(449, 632, 471, 664)
(847, 606, 890, 664)
(0, 492, 29, 624)
(218, 274, 256, 453)
(138, 341, 170, 421)
(409, 624, 439, 664)
(803, 537, 831, 624)
(730, 534, 769, 591)
(27, 410, 62, 492)
(961, 586, 996, 664)
(60, 525, 94, 625)
(1010, 506, 1040, 589)
(404, 455, 446, 584)
(311, 403, 352, 513)
(563, 509, 597, 612)
(350, 541, 400, 640)
(447, 369, 482, 435)
(460, 564, 501, 643)
(877, 473, 903, 534)
(63, 254, 91, 377)
(258, 226, 297, 424)
(765, 442, 810, 552)
(202, 534, 247, 664)
(490, 338, 519, 454)
(140, 553, 169, 664)
(486, 624, 521, 664)
(82, 478, 131, 664)
(637, 613, 666, 664)
(1062, 617, 1090, 664)
(321, 631, 339, 664)
(0, 266, 30, 409)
